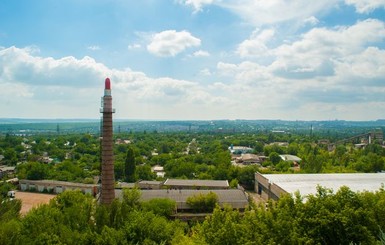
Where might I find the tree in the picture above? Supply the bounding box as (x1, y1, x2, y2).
(269, 152, 281, 165)
(125, 146, 136, 182)
(142, 198, 176, 217)
(186, 192, 218, 213)
(136, 165, 155, 180)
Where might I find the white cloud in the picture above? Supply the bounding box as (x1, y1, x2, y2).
(212, 18, 385, 119)
(0, 46, 228, 119)
(87, 45, 100, 51)
(180, 0, 338, 26)
(303, 16, 320, 26)
(198, 68, 211, 76)
(345, 0, 385, 13)
(128, 44, 141, 50)
(237, 29, 275, 58)
(193, 50, 210, 57)
(147, 30, 201, 57)
(178, 0, 215, 12)
(271, 19, 385, 79)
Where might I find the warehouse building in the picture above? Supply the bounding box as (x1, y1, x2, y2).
(116, 188, 248, 212)
(255, 172, 385, 201)
(19, 179, 98, 196)
(163, 179, 229, 189)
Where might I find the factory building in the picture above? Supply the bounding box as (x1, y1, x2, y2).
(255, 172, 385, 201)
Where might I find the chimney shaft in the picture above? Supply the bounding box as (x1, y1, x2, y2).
(100, 77, 115, 205)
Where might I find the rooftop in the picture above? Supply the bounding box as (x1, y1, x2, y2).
(116, 189, 248, 210)
(262, 172, 385, 197)
(164, 179, 229, 188)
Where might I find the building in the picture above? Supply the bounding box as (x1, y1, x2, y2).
(116, 188, 249, 212)
(151, 165, 165, 178)
(0, 165, 16, 179)
(279, 154, 302, 162)
(163, 179, 229, 190)
(229, 146, 253, 154)
(255, 172, 385, 201)
(19, 179, 98, 196)
(137, 180, 163, 189)
(237, 154, 261, 165)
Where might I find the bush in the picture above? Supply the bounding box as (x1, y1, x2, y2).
(186, 191, 218, 213)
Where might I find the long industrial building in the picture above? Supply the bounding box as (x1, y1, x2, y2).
(116, 188, 249, 212)
(255, 172, 385, 200)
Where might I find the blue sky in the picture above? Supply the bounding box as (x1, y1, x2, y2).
(0, 0, 385, 120)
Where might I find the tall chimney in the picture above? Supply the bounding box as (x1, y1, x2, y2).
(100, 77, 115, 204)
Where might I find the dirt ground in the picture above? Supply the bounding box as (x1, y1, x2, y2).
(15, 191, 56, 215)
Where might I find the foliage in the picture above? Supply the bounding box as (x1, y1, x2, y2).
(125, 146, 136, 182)
(122, 187, 141, 209)
(186, 191, 218, 213)
(142, 198, 176, 217)
(193, 186, 385, 245)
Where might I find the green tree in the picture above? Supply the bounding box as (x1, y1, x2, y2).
(125, 147, 136, 182)
(269, 152, 281, 165)
(186, 192, 218, 213)
(142, 198, 176, 217)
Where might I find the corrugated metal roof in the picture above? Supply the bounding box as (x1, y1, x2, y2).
(164, 179, 229, 188)
(116, 189, 248, 209)
(262, 173, 385, 196)
(19, 179, 96, 188)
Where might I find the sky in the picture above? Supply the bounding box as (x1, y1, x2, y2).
(0, 0, 385, 121)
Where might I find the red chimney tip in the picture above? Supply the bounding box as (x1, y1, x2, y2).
(105, 78, 111, 90)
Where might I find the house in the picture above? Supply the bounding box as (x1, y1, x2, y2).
(151, 165, 165, 178)
(0, 165, 16, 179)
(239, 154, 261, 165)
(229, 146, 253, 155)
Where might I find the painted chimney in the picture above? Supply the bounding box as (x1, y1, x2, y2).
(100, 77, 115, 204)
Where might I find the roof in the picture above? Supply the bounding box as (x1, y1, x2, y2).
(279, 154, 302, 162)
(0, 165, 16, 171)
(116, 189, 248, 210)
(261, 173, 385, 197)
(19, 179, 97, 188)
(138, 180, 163, 185)
(164, 179, 229, 188)
(241, 154, 260, 161)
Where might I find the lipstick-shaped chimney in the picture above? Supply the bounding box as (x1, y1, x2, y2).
(104, 78, 111, 96)
(100, 77, 115, 205)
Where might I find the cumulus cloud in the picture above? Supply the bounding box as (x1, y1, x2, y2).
(178, 0, 215, 12)
(180, 0, 338, 26)
(303, 16, 320, 26)
(0, 46, 226, 119)
(147, 30, 201, 57)
(271, 19, 385, 79)
(87, 45, 100, 51)
(345, 0, 385, 13)
(213, 18, 385, 119)
(0, 46, 108, 87)
(128, 44, 141, 50)
(237, 29, 275, 58)
(198, 68, 211, 76)
(192, 50, 210, 57)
